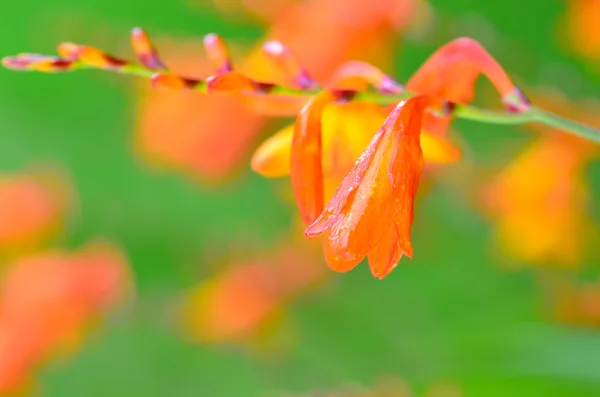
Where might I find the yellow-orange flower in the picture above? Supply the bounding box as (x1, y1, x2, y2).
(303, 96, 438, 279)
(562, 0, 600, 60)
(481, 89, 599, 267)
(180, 238, 325, 345)
(251, 100, 461, 211)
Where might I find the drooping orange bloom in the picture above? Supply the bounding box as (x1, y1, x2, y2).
(482, 89, 599, 267)
(0, 169, 70, 256)
(562, 0, 600, 60)
(304, 96, 438, 279)
(180, 235, 325, 345)
(0, 242, 132, 394)
(135, 0, 429, 183)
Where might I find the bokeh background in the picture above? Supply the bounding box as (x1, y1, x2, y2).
(1, 0, 600, 396)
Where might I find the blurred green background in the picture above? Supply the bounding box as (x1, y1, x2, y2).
(2, 0, 600, 396)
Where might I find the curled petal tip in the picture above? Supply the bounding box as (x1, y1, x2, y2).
(380, 76, 404, 94)
(131, 26, 144, 36)
(202, 33, 219, 46)
(371, 261, 399, 280)
(503, 87, 531, 113)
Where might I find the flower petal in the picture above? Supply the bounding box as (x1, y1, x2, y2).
(251, 124, 293, 178)
(407, 37, 516, 102)
(291, 91, 337, 224)
(368, 223, 402, 279)
(421, 131, 461, 164)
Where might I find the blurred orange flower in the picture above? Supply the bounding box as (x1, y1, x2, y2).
(135, 0, 430, 183)
(0, 242, 132, 395)
(562, 0, 600, 60)
(181, 235, 325, 345)
(0, 168, 70, 257)
(554, 280, 600, 327)
(482, 89, 599, 267)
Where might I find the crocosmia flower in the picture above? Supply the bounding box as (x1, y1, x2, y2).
(304, 96, 438, 279)
(0, 168, 70, 256)
(0, 242, 132, 395)
(481, 89, 599, 267)
(181, 237, 325, 345)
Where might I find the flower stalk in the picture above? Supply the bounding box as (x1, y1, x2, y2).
(3, 28, 600, 144)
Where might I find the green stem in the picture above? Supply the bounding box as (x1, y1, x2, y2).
(57, 65, 600, 144)
(530, 107, 600, 143)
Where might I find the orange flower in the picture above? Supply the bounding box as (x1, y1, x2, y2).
(562, 0, 600, 60)
(482, 133, 596, 267)
(303, 96, 438, 279)
(251, 100, 461, 220)
(0, 168, 70, 256)
(0, 242, 132, 394)
(180, 237, 325, 345)
(482, 89, 599, 267)
(135, 0, 428, 183)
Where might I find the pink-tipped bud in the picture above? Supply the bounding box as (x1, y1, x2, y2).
(2, 55, 34, 70)
(203, 33, 232, 74)
(57, 42, 81, 60)
(262, 40, 317, 90)
(2, 54, 74, 72)
(131, 27, 166, 70)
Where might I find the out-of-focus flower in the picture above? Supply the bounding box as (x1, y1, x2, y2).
(303, 96, 438, 279)
(180, 235, 325, 346)
(135, 0, 430, 183)
(554, 280, 600, 327)
(0, 168, 71, 257)
(133, 40, 268, 183)
(0, 242, 132, 395)
(481, 89, 599, 267)
(561, 0, 600, 60)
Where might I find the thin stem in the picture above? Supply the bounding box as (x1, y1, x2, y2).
(12, 62, 600, 144)
(530, 107, 600, 143)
